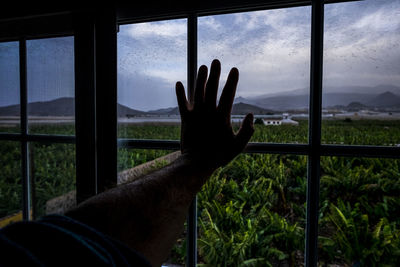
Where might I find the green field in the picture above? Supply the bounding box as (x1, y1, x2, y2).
(1, 119, 400, 266)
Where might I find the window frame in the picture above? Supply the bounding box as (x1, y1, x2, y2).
(0, 1, 399, 267)
(0, 36, 76, 221)
(115, 1, 400, 266)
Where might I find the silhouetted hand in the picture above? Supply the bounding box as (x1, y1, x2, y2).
(176, 59, 254, 170)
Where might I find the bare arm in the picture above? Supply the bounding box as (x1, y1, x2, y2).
(65, 59, 254, 266)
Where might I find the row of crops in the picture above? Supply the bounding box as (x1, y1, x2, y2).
(1, 119, 400, 266)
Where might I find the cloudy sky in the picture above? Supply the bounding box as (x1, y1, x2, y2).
(1, 0, 399, 110)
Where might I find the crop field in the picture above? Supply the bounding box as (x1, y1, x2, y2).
(1, 119, 400, 266)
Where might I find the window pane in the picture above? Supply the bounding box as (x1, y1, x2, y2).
(118, 148, 179, 183)
(30, 142, 76, 219)
(0, 141, 22, 227)
(198, 154, 307, 266)
(198, 7, 311, 144)
(322, 0, 400, 146)
(0, 42, 20, 133)
(27, 37, 75, 135)
(117, 19, 187, 139)
(318, 156, 400, 266)
(117, 148, 184, 265)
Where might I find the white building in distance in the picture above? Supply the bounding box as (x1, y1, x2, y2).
(263, 113, 299, 126)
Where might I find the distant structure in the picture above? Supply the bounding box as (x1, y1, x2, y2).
(263, 119, 282, 126)
(263, 113, 299, 126)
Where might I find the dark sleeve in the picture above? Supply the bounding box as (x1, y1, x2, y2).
(0, 214, 151, 267)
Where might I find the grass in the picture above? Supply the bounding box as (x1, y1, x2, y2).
(1, 119, 400, 266)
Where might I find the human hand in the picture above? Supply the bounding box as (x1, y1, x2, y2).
(175, 59, 254, 170)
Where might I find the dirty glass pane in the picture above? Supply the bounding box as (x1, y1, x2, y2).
(117, 148, 184, 265)
(117, 149, 178, 182)
(318, 156, 400, 266)
(27, 37, 75, 135)
(0, 42, 20, 133)
(322, 0, 400, 146)
(198, 153, 307, 266)
(117, 19, 187, 139)
(198, 7, 311, 144)
(30, 142, 76, 219)
(0, 141, 22, 227)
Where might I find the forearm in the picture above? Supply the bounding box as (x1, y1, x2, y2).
(66, 59, 254, 266)
(66, 154, 215, 266)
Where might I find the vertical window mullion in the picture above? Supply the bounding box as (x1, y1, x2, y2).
(186, 13, 198, 267)
(306, 1, 324, 267)
(19, 38, 30, 221)
(74, 12, 98, 203)
(95, 6, 118, 193)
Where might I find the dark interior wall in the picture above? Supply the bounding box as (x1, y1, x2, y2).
(0, 1, 309, 22)
(0, 0, 312, 41)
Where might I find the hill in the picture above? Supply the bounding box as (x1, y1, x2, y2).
(0, 97, 146, 117)
(147, 107, 179, 116)
(232, 102, 274, 115)
(247, 84, 400, 100)
(238, 86, 400, 111)
(251, 95, 309, 111)
(346, 102, 367, 111)
(0, 97, 75, 116)
(367, 91, 400, 107)
(2, 85, 400, 117)
(148, 102, 274, 116)
(117, 104, 147, 117)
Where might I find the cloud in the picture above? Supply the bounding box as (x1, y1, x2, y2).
(198, 6, 311, 97)
(351, 6, 400, 32)
(323, 0, 400, 87)
(118, 71, 180, 111)
(198, 16, 222, 31)
(117, 0, 400, 109)
(122, 20, 187, 38)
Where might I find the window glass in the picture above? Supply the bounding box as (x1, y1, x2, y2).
(30, 142, 76, 219)
(0, 141, 22, 226)
(117, 148, 177, 182)
(318, 156, 400, 266)
(322, 0, 400, 146)
(27, 37, 75, 135)
(0, 42, 20, 133)
(117, 148, 184, 265)
(117, 19, 187, 139)
(198, 7, 311, 144)
(198, 154, 307, 266)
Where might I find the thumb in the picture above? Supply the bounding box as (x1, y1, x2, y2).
(234, 113, 254, 153)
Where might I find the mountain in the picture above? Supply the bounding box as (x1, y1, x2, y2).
(322, 93, 375, 107)
(0, 103, 20, 116)
(232, 102, 274, 115)
(2, 85, 400, 117)
(234, 96, 258, 105)
(148, 102, 274, 115)
(0, 97, 146, 117)
(147, 107, 179, 115)
(251, 95, 309, 110)
(247, 84, 400, 100)
(0, 97, 75, 116)
(117, 104, 147, 117)
(367, 91, 400, 107)
(346, 102, 367, 111)
(238, 85, 400, 111)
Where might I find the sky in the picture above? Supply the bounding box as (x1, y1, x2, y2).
(0, 0, 399, 110)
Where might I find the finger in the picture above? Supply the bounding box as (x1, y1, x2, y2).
(218, 67, 239, 120)
(234, 113, 254, 153)
(176, 82, 189, 116)
(204, 59, 221, 110)
(193, 65, 208, 109)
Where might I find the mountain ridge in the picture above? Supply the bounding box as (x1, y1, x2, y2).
(1, 85, 399, 116)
